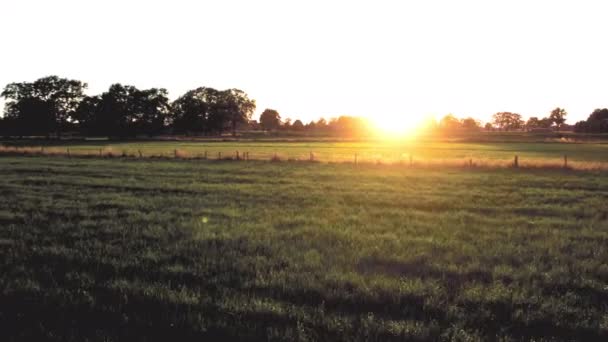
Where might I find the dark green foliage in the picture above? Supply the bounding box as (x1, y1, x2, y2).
(170, 88, 255, 136)
(259, 108, 281, 131)
(76, 84, 170, 137)
(574, 108, 608, 133)
(0, 157, 607, 341)
(492, 112, 524, 131)
(1, 76, 87, 137)
(549, 107, 567, 131)
(1, 76, 256, 138)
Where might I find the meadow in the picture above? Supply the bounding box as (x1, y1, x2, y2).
(0, 155, 607, 341)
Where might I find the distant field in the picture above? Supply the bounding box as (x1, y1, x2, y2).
(0, 156, 607, 341)
(2, 139, 608, 165)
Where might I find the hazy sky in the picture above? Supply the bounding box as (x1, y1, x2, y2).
(1, 0, 607, 124)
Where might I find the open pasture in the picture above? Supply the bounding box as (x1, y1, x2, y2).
(0, 156, 607, 341)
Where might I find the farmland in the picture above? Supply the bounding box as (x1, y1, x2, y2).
(1, 153, 607, 341)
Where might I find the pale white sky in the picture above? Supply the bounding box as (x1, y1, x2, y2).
(1, 0, 607, 125)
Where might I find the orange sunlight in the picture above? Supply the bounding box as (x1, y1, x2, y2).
(370, 113, 430, 139)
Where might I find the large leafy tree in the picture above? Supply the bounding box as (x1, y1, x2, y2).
(259, 109, 281, 131)
(171, 87, 220, 135)
(171, 87, 255, 136)
(549, 107, 567, 131)
(132, 88, 171, 136)
(491, 112, 524, 131)
(588, 108, 608, 122)
(96, 84, 139, 137)
(292, 119, 304, 131)
(222, 89, 256, 136)
(1, 76, 87, 137)
(2, 97, 55, 137)
(526, 117, 541, 130)
(76, 84, 170, 137)
(202, 88, 227, 134)
(74, 95, 102, 135)
(574, 108, 608, 133)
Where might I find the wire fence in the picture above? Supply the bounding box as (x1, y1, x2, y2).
(1, 145, 607, 171)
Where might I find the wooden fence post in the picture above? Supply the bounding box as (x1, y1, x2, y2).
(469, 158, 473, 167)
(564, 155, 568, 168)
(138, 150, 143, 158)
(236, 151, 240, 160)
(204, 151, 207, 160)
(67, 148, 71, 158)
(309, 152, 314, 162)
(218, 152, 221, 160)
(354, 153, 358, 165)
(514, 155, 519, 168)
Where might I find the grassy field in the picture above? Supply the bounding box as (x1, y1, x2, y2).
(0, 156, 607, 341)
(2, 139, 608, 166)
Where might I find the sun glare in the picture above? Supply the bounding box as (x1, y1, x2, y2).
(370, 113, 428, 139)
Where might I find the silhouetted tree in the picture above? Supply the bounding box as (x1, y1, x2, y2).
(492, 112, 524, 131)
(259, 109, 281, 131)
(316, 118, 328, 131)
(588, 108, 608, 122)
(574, 108, 608, 133)
(292, 119, 304, 131)
(75, 84, 170, 137)
(281, 118, 292, 131)
(74, 95, 102, 135)
(171, 87, 254, 136)
(539, 117, 553, 128)
(1, 76, 87, 137)
(96, 84, 138, 137)
(526, 117, 540, 130)
(171, 87, 216, 135)
(2, 97, 54, 137)
(222, 89, 256, 136)
(305, 120, 316, 130)
(134, 88, 171, 136)
(549, 107, 567, 131)
(205, 88, 230, 134)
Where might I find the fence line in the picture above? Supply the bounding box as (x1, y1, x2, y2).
(0, 145, 607, 171)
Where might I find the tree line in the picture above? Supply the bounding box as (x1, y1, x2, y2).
(1, 76, 608, 138)
(255, 109, 569, 134)
(0, 76, 255, 138)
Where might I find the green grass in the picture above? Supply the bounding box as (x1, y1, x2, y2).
(0, 156, 607, 341)
(3, 139, 608, 164)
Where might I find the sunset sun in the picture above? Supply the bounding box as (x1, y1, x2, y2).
(370, 113, 428, 138)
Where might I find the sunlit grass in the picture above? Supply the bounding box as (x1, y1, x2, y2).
(0, 156, 607, 341)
